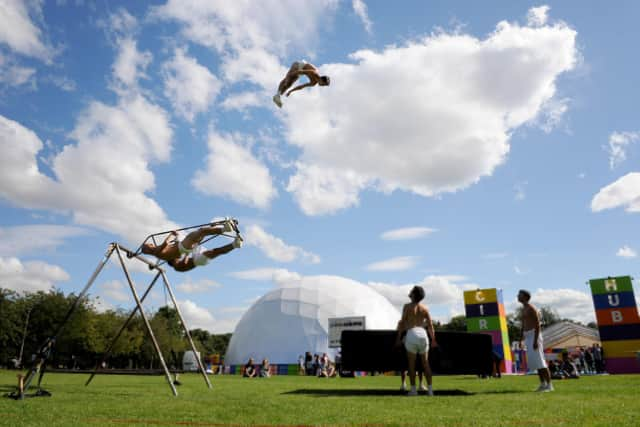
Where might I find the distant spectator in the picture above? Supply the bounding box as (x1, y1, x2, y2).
(313, 354, 321, 376)
(243, 358, 256, 378)
(592, 343, 604, 373)
(560, 351, 579, 379)
(305, 352, 313, 375)
(584, 347, 594, 374)
(260, 359, 271, 378)
(298, 355, 305, 375)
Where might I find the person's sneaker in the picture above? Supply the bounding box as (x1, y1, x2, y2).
(273, 94, 283, 108)
(222, 218, 235, 233)
(407, 387, 417, 397)
(427, 389, 434, 396)
(419, 383, 427, 392)
(232, 235, 243, 249)
(544, 383, 555, 392)
(400, 383, 407, 392)
(535, 383, 548, 392)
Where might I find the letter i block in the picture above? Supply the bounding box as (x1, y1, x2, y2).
(465, 302, 499, 318)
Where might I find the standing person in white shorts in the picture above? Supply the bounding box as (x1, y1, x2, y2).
(395, 285, 438, 396)
(272, 61, 330, 107)
(518, 289, 554, 392)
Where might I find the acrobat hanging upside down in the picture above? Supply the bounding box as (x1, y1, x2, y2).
(141, 218, 242, 272)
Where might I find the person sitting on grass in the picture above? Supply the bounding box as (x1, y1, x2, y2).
(243, 358, 256, 378)
(260, 359, 271, 378)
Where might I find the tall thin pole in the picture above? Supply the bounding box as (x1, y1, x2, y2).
(160, 270, 212, 389)
(114, 245, 177, 396)
(85, 271, 162, 386)
(17, 307, 32, 368)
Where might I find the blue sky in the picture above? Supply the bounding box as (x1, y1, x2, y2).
(1, 1, 639, 332)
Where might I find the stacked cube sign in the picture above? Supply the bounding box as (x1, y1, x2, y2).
(464, 288, 512, 373)
(589, 276, 640, 374)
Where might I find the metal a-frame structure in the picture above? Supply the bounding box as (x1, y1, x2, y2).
(10, 241, 212, 399)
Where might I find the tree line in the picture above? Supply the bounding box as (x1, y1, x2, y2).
(0, 288, 230, 370)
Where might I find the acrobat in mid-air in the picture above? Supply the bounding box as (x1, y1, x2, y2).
(141, 218, 242, 272)
(273, 61, 330, 108)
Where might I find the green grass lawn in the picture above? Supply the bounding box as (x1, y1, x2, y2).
(0, 370, 638, 426)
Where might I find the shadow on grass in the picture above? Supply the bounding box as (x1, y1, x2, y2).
(283, 388, 476, 397)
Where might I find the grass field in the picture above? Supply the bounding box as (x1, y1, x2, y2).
(1, 370, 638, 426)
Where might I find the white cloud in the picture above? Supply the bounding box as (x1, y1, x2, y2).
(0, 0, 52, 61)
(286, 164, 368, 216)
(100, 280, 129, 302)
(192, 131, 277, 209)
(380, 226, 437, 241)
(608, 131, 640, 169)
(0, 256, 69, 293)
(368, 275, 475, 317)
(176, 277, 222, 293)
(365, 256, 419, 272)
(220, 91, 262, 112)
(527, 5, 550, 27)
(282, 10, 577, 215)
(530, 288, 595, 324)
(0, 105, 176, 246)
(243, 225, 320, 264)
(177, 299, 215, 330)
(0, 224, 89, 256)
(112, 37, 152, 92)
(536, 97, 569, 133)
(150, 1, 338, 57)
(0, 53, 36, 87)
(228, 267, 293, 281)
(352, 0, 373, 34)
(162, 48, 221, 122)
(591, 172, 640, 213)
(617, 245, 637, 259)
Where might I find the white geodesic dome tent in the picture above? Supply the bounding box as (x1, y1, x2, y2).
(224, 275, 400, 365)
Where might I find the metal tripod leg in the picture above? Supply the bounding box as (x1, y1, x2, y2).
(114, 246, 177, 396)
(160, 270, 212, 389)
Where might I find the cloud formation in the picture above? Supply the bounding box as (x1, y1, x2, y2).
(365, 256, 419, 272)
(616, 245, 637, 259)
(243, 225, 320, 264)
(608, 131, 639, 169)
(162, 48, 221, 122)
(380, 226, 436, 241)
(192, 131, 277, 209)
(591, 173, 640, 213)
(281, 9, 577, 215)
(0, 256, 69, 293)
(0, 224, 89, 257)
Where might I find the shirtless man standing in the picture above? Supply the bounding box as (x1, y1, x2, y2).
(518, 289, 554, 392)
(396, 285, 437, 396)
(273, 61, 330, 108)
